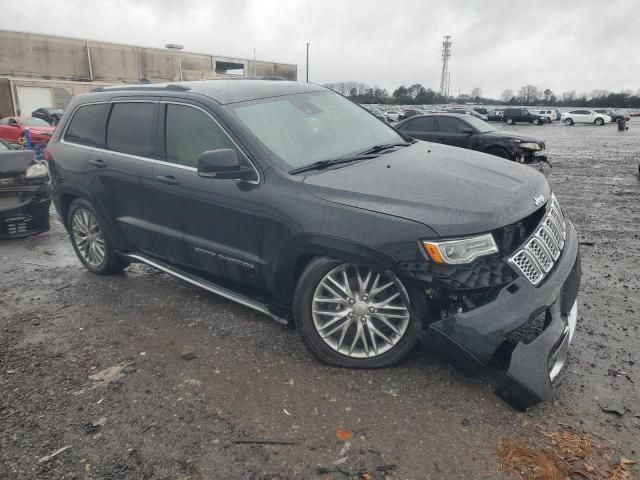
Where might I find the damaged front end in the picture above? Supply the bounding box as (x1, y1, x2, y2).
(518, 141, 549, 166)
(0, 151, 51, 239)
(399, 197, 581, 410)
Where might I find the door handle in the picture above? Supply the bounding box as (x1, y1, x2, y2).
(89, 159, 107, 168)
(436, 137, 445, 142)
(156, 175, 180, 185)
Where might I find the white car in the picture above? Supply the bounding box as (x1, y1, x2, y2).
(385, 111, 402, 122)
(561, 109, 611, 126)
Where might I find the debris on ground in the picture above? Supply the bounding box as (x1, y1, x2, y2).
(232, 438, 298, 445)
(336, 429, 353, 441)
(83, 416, 107, 434)
(38, 445, 72, 464)
(88, 362, 135, 386)
(498, 426, 634, 480)
(181, 351, 197, 361)
(598, 399, 626, 416)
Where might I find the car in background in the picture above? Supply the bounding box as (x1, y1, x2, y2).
(502, 108, 545, 125)
(395, 113, 547, 164)
(532, 109, 560, 123)
(448, 108, 488, 121)
(561, 110, 611, 126)
(0, 147, 50, 239)
(0, 117, 55, 147)
(487, 110, 504, 122)
(399, 109, 420, 120)
(593, 109, 630, 123)
(32, 107, 65, 126)
(385, 110, 402, 122)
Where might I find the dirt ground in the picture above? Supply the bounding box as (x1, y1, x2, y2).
(1, 121, 639, 479)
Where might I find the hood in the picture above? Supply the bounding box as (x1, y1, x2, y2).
(29, 127, 55, 136)
(303, 141, 550, 237)
(481, 130, 541, 143)
(0, 150, 35, 177)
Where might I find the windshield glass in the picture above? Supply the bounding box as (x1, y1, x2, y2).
(227, 91, 404, 169)
(19, 118, 50, 127)
(464, 115, 496, 133)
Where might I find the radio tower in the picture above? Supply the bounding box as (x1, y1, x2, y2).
(439, 35, 452, 98)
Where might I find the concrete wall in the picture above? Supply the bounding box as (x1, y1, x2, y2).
(0, 30, 297, 84)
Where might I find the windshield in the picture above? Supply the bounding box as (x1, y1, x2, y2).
(464, 115, 496, 133)
(227, 91, 404, 169)
(19, 118, 50, 127)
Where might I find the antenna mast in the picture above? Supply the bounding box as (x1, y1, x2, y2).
(440, 35, 452, 98)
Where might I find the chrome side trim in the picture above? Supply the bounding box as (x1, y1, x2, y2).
(123, 253, 287, 325)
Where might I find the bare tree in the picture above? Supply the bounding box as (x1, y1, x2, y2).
(562, 91, 576, 103)
(500, 89, 514, 103)
(471, 87, 482, 99)
(517, 85, 540, 104)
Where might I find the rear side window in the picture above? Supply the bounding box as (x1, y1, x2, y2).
(436, 117, 467, 134)
(65, 104, 110, 147)
(408, 116, 436, 132)
(165, 104, 235, 167)
(106, 102, 157, 157)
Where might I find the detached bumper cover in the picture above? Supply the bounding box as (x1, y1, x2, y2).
(0, 183, 51, 239)
(425, 222, 581, 409)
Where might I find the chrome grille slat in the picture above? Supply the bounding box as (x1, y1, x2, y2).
(508, 196, 568, 286)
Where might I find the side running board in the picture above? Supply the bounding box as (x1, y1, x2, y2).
(122, 253, 288, 325)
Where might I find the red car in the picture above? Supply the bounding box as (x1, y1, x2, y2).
(0, 116, 55, 147)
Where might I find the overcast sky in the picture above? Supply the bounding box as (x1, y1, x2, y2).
(2, 0, 638, 98)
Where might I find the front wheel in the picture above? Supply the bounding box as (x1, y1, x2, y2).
(67, 199, 128, 275)
(594, 118, 604, 126)
(564, 118, 574, 126)
(506, 118, 514, 125)
(486, 146, 511, 159)
(293, 258, 419, 368)
(532, 118, 541, 125)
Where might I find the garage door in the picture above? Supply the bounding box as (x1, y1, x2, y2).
(16, 86, 53, 117)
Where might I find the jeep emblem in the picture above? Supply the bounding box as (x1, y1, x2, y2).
(533, 194, 545, 206)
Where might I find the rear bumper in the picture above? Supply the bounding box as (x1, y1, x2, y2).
(424, 222, 581, 409)
(0, 184, 51, 239)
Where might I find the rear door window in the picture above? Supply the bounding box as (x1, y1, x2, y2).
(164, 103, 235, 168)
(406, 116, 436, 132)
(64, 104, 110, 148)
(106, 102, 157, 157)
(436, 117, 466, 133)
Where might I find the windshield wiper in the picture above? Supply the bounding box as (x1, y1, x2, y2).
(357, 142, 412, 155)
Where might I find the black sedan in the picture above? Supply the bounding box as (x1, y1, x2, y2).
(395, 113, 547, 164)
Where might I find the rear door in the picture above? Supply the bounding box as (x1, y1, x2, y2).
(397, 116, 437, 142)
(434, 116, 470, 148)
(84, 100, 160, 253)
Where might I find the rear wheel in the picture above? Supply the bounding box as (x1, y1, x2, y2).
(293, 258, 419, 368)
(564, 118, 574, 126)
(67, 199, 128, 275)
(594, 117, 604, 126)
(506, 118, 514, 125)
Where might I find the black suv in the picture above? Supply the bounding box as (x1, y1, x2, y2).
(395, 113, 547, 163)
(502, 108, 545, 125)
(47, 79, 581, 409)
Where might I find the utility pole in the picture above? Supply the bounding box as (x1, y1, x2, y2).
(306, 42, 310, 82)
(440, 35, 452, 98)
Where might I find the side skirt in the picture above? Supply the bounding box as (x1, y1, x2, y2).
(121, 252, 288, 325)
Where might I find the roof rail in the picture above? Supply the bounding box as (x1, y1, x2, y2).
(90, 83, 191, 93)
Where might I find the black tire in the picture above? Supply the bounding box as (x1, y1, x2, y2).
(293, 257, 420, 368)
(486, 147, 511, 159)
(594, 117, 604, 126)
(532, 118, 541, 125)
(506, 118, 514, 125)
(67, 198, 128, 275)
(614, 116, 623, 123)
(564, 118, 574, 126)
(546, 117, 552, 124)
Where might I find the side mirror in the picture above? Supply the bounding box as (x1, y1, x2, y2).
(462, 128, 475, 135)
(197, 149, 255, 181)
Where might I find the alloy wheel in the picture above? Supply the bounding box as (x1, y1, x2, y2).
(71, 208, 106, 267)
(311, 263, 411, 359)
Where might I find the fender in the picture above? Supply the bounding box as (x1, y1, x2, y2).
(269, 233, 399, 304)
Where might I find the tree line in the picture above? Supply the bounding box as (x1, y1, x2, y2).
(322, 81, 640, 108)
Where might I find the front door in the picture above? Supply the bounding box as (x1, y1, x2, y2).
(434, 116, 470, 148)
(153, 101, 264, 288)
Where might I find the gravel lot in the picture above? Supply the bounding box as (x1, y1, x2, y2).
(1, 121, 639, 479)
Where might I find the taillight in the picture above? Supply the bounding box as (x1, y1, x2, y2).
(43, 147, 52, 161)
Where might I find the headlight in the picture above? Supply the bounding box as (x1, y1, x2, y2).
(25, 162, 48, 179)
(422, 234, 499, 265)
(519, 142, 541, 150)
(510, 138, 522, 144)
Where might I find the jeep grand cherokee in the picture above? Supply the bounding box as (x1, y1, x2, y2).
(46, 79, 581, 409)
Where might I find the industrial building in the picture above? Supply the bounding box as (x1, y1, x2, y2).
(0, 30, 297, 117)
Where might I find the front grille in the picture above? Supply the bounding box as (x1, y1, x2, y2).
(505, 309, 550, 345)
(2, 214, 32, 236)
(509, 197, 567, 286)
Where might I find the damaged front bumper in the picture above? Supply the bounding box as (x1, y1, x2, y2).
(0, 182, 51, 239)
(423, 222, 581, 410)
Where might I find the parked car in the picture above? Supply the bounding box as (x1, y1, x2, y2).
(395, 113, 547, 164)
(385, 110, 402, 122)
(0, 117, 55, 147)
(561, 110, 611, 126)
(502, 108, 545, 125)
(32, 107, 65, 126)
(399, 109, 420, 120)
(47, 79, 581, 409)
(487, 110, 504, 122)
(593, 109, 630, 123)
(532, 109, 560, 123)
(0, 148, 50, 239)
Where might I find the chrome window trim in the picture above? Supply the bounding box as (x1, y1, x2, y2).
(60, 99, 261, 184)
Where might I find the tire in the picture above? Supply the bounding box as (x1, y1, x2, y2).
(486, 146, 511, 159)
(594, 118, 604, 126)
(532, 118, 541, 125)
(564, 118, 574, 126)
(67, 198, 128, 275)
(614, 117, 622, 123)
(293, 257, 420, 368)
(506, 118, 514, 125)
(546, 117, 552, 124)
